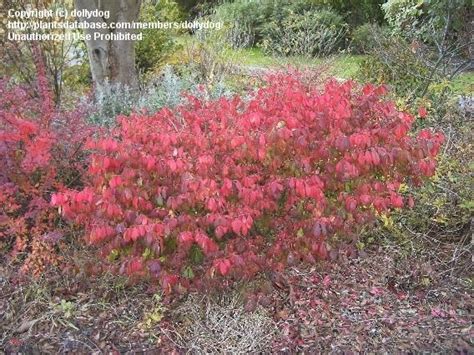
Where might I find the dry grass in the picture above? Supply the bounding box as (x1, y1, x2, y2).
(167, 292, 277, 353)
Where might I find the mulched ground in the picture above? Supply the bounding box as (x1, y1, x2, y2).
(271, 250, 472, 352)
(1, 241, 472, 354)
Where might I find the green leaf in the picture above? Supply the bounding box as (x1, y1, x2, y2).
(182, 266, 195, 279)
(108, 249, 120, 261)
(296, 228, 304, 238)
(142, 247, 153, 260)
(155, 195, 164, 206)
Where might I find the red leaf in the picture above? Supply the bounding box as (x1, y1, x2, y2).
(418, 106, 427, 118)
(323, 275, 331, 288)
(231, 219, 242, 235)
(178, 231, 194, 245)
(195, 232, 218, 254)
(214, 258, 232, 276)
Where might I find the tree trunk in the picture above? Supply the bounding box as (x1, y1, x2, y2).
(74, 0, 141, 95)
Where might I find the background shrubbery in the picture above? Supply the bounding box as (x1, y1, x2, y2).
(350, 23, 389, 54)
(261, 9, 347, 57)
(206, 0, 349, 57)
(136, 0, 184, 75)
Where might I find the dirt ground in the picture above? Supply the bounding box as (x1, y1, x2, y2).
(1, 238, 472, 354)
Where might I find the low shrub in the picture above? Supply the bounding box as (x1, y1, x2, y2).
(358, 35, 435, 99)
(208, 0, 265, 49)
(351, 23, 389, 54)
(208, 0, 348, 54)
(261, 9, 347, 57)
(322, 0, 385, 27)
(87, 66, 233, 127)
(53, 73, 444, 294)
(0, 54, 93, 275)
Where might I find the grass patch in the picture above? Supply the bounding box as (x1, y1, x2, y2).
(329, 55, 365, 79)
(451, 71, 473, 95)
(227, 47, 365, 79)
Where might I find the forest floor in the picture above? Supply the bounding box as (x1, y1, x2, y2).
(1, 236, 472, 353)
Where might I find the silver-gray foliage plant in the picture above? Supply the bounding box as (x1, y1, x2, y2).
(87, 66, 233, 127)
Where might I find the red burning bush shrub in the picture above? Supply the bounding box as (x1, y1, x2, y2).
(0, 52, 93, 275)
(52, 73, 444, 293)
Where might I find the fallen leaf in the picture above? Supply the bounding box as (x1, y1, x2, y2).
(323, 275, 331, 288)
(15, 319, 38, 333)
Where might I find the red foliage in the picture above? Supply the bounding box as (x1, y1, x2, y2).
(0, 50, 93, 275)
(53, 74, 444, 292)
(418, 106, 428, 118)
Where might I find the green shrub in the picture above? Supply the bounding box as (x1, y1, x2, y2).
(313, 0, 385, 27)
(358, 33, 467, 120)
(175, 0, 211, 12)
(261, 9, 347, 57)
(196, 0, 385, 55)
(135, 0, 183, 74)
(381, 0, 421, 35)
(382, 0, 470, 45)
(207, 0, 268, 49)
(267, 0, 323, 16)
(351, 23, 388, 54)
(207, 0, 337, 50)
